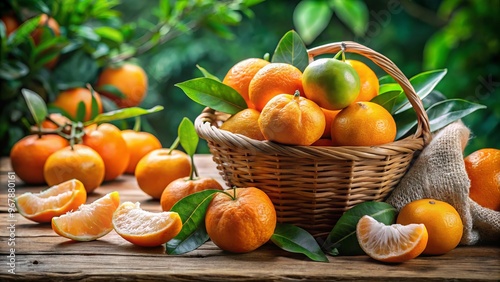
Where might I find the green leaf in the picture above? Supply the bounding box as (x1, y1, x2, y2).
(394, 69, 448, 114)
(370, 90, 400, 113)
(378, 83, 401, 96)
(322, 202, 397, 256)
(271, 30, 309, 72)
(178, 117, 199, 157)
(427, 99, 486, 132)
(176, 77, 247, 115)
(95, 84, 126, 98)
(378, 75, 396, 85)
(7, 15, 41, 47)
(94, 26, 124, 45)
(166, 189, 222, 255)
(196, 65, 220, 81)
(75, 101, 86, 122)
(52, 50, 99, 89)
(21, 88, 48, 126)
(0, 61, 29, 80)
(293, 0, 333, 45)
(90, 87, 100, 120)
(85, 106, 164, 126)
(271, 223, 329, 262)
(330, 0, 368, 36)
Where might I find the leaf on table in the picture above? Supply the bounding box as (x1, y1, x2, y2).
(176, 77, 247, 115)
(271, 30, 309, 72)
(21, 88, 48, 126)
(271, 223, 329, 262)
(322, 202, 397, 256)
(166, 189, 221, 255)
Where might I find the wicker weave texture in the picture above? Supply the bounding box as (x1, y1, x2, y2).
(195, 41, 431, 238)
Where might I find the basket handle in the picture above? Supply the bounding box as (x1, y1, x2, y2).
(307, 41, 432, 145)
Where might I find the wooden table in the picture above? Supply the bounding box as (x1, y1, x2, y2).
(1, 155, 499, 281)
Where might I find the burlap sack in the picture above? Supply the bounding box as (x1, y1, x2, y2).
(386, 121, 500, 245)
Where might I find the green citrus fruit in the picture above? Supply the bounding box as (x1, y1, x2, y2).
(302, 58, 360, 110)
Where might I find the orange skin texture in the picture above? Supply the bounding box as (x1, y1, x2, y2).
(135, 149, 192, 199)
(331, 101, 396, 146)
(83, 123, 130, 181)
(223, 58, 270, 109)
(52, 88, 103, 121)
(464, 148, 500, 211)
(161, 177, 223, 211)
(43, 144, 105, 193)
(205, 187, 277, 253)
(396, 199, 463, 255)
(15, 179, 87, 223)
(321, 108, 340, 139)
(249, 63, 304, 111)
(96, 63, 148, 108)
(346, 59, 380, 103)
(113, 202, 183, 247)
(121, 130, 162, 174)
(51, 191, 120, 241)
(10, 134, 69, 184)
(220, 108, 265, 141)
(258, 93, 325, 146)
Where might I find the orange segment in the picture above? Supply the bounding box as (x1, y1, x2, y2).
(112, 202, 182, 247)
(15, 179, 87, 223)
(51, 191, 120, 241)
(356, 215, 428, 263)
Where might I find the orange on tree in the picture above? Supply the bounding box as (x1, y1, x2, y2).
(302, 57, 360, 110)
(346, 59, 379, 103)
(112, 202, 183, 247)
(331, 101, 396, 146)
(83, 123, 130, 181)
(396, 199, 463, 255)
(15, 179, 87, 223)
(248, 63, 304, 111)
(220, 108, 265, 140)
(222, 58, 270, 108)
(10, 134, 69, 184)
(51, 191, 120, 241)
(356, 215, 428, 263)
(121, 129, 162, 174)
(205, 187, 277, 253)
(52, 87, 103, 122)
(258, 91, 325, 146)
(135, 148, 191, 199)
(464, 148, 500, 211)
(43, 144, 105, 193)
(96, 63, 148, 108)
(1, 14, 19, 35)
(160, 176, 223, 211)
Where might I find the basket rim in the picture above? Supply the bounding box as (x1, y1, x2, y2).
(195, 107, 425, 161)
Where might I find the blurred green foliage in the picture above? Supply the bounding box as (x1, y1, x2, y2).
(1, 0, 498, 156)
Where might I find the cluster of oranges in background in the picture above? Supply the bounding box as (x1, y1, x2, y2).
(220, 56, 396, 147)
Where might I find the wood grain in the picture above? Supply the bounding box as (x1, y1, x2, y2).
(1, 156, 499, 281)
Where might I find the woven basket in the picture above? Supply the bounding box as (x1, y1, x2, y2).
(195, 41, 432, 239)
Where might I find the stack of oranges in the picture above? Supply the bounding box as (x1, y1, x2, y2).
(221, 56, 396, 147)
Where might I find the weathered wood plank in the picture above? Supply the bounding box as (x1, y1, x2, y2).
(1, 156, 499, 281)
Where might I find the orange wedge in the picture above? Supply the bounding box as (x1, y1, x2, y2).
(112, 202, 182, 247)
(51, 191, 120, 241)
(356, 215, 428, 263)
(15, 179, 87, 223)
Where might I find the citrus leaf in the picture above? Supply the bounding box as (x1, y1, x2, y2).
(378, 83, 401, 96)
(84, 106, 163, 126)
(271, 30, 309, 72)
(0, 61, 29, 80)
(196, 64, 220, 81)
(7, 15, 41, 47)
(89, 87, 100, 120)
(330, 0, 368, 36)
(166, 189, 221, 255)
(21, 88, 48, 126)
(271, 223, 329, 262)
(293, 0, 333, 45)
(378, 75, 396, 85)
(94, 26, 124, 44)
(393, 69, 448, 114)
(176, 77, 246, 115)
(95, 84, 126, 98)
(427, 99, 486, 132)
(75, 101, 86, 122)
(370, 90, 400, 113)
(178, 117, 198, 157)
(322, 201, 397, 256)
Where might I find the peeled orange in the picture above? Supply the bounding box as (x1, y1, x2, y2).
(112, 202, 183, 247)
(15, 179, 87, 223)
(356, 215, 428, 263)
(51, 191, 120, 241)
